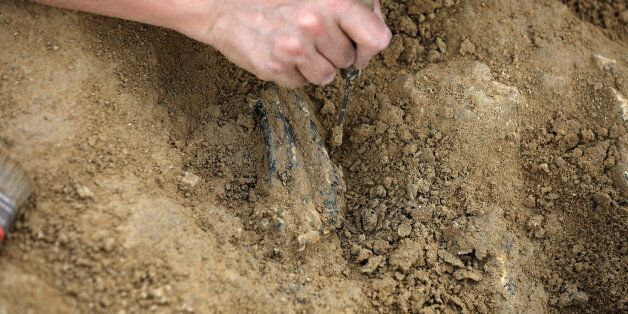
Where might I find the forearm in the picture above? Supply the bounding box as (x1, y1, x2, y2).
(33, 0, 216, 35)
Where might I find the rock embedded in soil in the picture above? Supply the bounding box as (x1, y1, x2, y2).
(74, 184, 94, 199)
(179, 171, 200, 188)
(453, 269, 483, 282)
(437, 250, 464, 268)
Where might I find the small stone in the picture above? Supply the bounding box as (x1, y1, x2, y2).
(297, 231, 321, 248)
(260, 218, 270, 229)
(437, 250, 464, 268)
(180, 172, 200, 188)
(75, 185, 94, 199)
(149, 287, 164, 299)
(102, 237, 116, 252)
(52, 45, 59, 51)
(539, 163, 550, 174)
(453, 269, 483, 281)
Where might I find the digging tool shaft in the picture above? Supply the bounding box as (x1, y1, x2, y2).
(336, 67, 359, 128)
(335, 0, 374, 130)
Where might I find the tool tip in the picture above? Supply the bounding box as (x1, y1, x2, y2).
(340, 67, 360, 81)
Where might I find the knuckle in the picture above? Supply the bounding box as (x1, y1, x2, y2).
(297, 12, 324, 34)
(363, 28, 392, 52)
(314, 68, 336, 85)
(342, 51, 356, 68)
(274, 35, 305, 56)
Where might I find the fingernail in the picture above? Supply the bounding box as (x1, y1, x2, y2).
(324, 73, 336, 85)
(355, 60, 369, 70)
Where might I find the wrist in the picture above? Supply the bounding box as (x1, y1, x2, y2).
(162, 0, 225, 46)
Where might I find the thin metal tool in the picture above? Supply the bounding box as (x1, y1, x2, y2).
(331, 67, 359, 147)
(331, 0, 373, 147)
(336, 67, 359, 129)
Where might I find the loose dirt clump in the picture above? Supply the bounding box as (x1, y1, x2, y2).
(0, 0, 626, 313)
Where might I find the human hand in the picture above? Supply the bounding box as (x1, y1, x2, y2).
(178, 0, 392, 88)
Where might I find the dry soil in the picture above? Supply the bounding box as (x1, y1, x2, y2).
(0, 0, 626, 313)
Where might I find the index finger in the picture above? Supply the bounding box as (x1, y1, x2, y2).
(337, 0, 391, 69)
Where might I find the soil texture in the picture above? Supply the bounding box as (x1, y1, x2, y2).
(0, 0, 626, 312)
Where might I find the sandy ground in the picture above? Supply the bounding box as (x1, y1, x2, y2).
(0, 0, 626, 312)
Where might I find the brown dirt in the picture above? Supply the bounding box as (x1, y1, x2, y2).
(1, 0, 626, 312)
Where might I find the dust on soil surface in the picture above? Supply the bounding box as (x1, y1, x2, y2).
(1, 0, 626, 312)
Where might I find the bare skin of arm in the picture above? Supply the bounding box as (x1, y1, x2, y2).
(35, 0, 392, 88)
